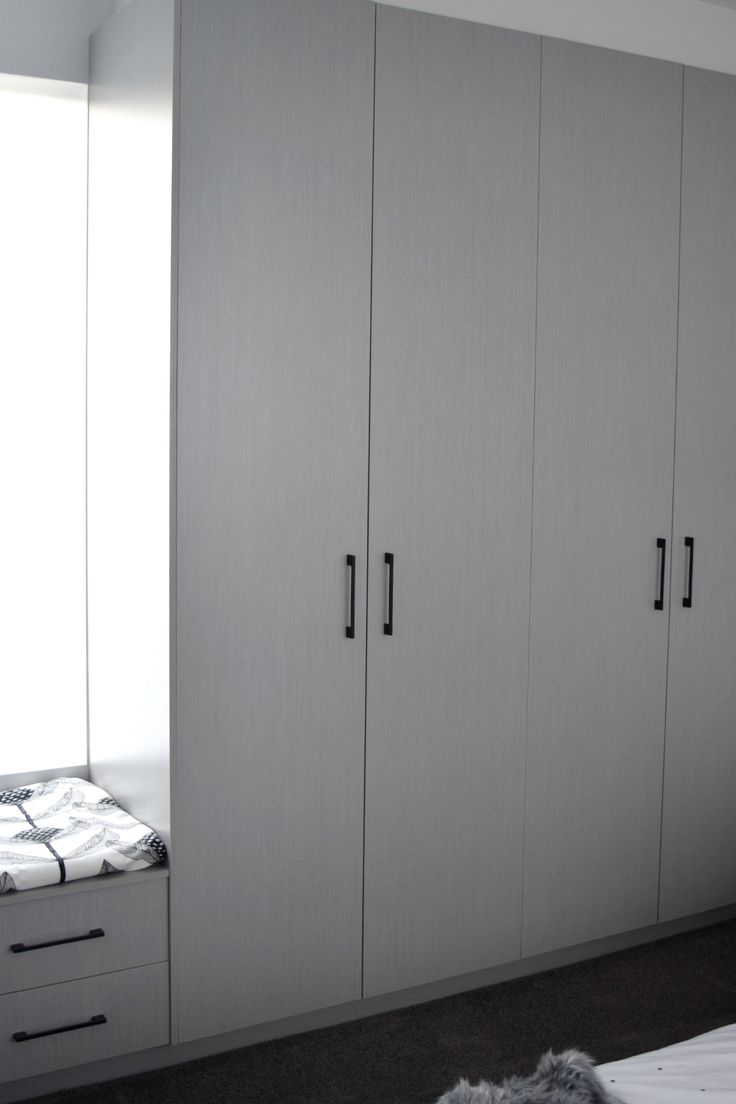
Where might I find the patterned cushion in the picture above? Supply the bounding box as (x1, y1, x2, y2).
(0, 777, 167, 893)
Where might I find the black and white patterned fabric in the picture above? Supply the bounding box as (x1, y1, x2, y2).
(0, 777, 167, 893)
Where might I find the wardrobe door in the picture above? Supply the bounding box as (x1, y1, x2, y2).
(173, 0, 373, 1040)
(659, 69, 736, 921)
(364, 7, 540, 997)
(523, 41, 681, 957)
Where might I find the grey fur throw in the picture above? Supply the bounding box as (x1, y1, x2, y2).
(436, 1049, 624, 1104)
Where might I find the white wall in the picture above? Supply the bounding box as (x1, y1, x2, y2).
(0, 74, 89, 786)
(0, 0, 113, 82)
(86, 0, 174, 846)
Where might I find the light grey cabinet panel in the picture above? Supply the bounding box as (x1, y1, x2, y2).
(173, 0, 374, 1040)
(0, 875, 168, 995)
(0, 964, 169, 1083)
(364, 7, 540, 997)
(659, 68, 736, 922)
(523, 40, 682, 957)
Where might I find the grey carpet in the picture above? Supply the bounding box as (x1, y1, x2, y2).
(29, 918, 736, 1104)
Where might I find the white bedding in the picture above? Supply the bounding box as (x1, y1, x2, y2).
(0, 776, 167, 892)
(596, 1023, 736, 1104)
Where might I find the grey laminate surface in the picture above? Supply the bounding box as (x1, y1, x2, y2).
(659, 68, 736, 922)
(173, 0, 374, 1041)
(0, 876, 168, 995)
(87, 0, 174, 847)
(363, 7, 540, 997)
(0, 963, 169, 1083)
(523, 39, 682, 957)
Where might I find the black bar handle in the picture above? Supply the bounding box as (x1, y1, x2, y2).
(683, 536, 694, 608)
(655, 538, 666, 610)
(346, 554, 356, 639)
(384, 553, 394, 636)
(13, 1014, 107, 1043)
(11, 928, 105, 954)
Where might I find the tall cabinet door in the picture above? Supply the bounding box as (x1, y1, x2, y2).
(173, 0, 374, 1041)
(659, 69, 736, 922)
(364, 7, 540, 997)
(522, 41, 682, 957)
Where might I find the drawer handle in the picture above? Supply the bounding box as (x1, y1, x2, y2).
(13, 1014, 107, 1043)
(10, 928, 105, 954)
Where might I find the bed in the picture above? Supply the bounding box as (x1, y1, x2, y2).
(596, 1022, 736, 1103)
(0, 776, 167, 892)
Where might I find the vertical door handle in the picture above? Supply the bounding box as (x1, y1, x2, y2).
(346, 555, 356, 639)
(655, 538, 667, 610)
(384, 553, 394, 636)
(683, 536, 694, 608)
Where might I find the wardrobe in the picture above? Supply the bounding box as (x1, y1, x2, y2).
(659, 67, 736, 923)
(83, 0, 736, 1066)
(523, 39, 682, 957)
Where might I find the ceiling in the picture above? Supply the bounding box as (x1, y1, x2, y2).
(0, 0, 115, 82)
(1, 0, 735, 83)
(378, 0, 736, 74)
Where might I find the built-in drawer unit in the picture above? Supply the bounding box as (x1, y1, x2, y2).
(0, 961, 169, 1082)
(0, 870, 170, 1087)
(0, 872, 168, 995)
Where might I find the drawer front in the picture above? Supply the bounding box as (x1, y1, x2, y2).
(0, 962, 169, 1082)
(0, 878, 168, 994)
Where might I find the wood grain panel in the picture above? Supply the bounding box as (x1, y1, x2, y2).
(659, 68, 736, 921)
(364, 7, 540, 996)
(0, 963, 169, 1083)
(173, 0, 374, 1040)
(0, 876, 168, 995)
(523, 39, 682, 956)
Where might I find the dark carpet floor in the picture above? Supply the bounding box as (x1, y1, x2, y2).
(31, 918, 736, 1104)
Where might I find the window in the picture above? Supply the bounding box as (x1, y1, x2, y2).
(0, 74, 88, 776)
